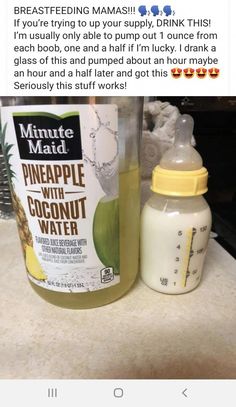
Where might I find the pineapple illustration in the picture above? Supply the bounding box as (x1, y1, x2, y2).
(0, 123, 33, 253)
(0, 123, 46, 281)
(11, 189, 33, 252)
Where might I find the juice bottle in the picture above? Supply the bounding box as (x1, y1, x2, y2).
(1, 97, 143, 308)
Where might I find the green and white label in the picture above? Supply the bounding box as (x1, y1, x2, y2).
(1, 104, 120, 293)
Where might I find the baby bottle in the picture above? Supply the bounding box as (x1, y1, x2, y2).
(140, 114, 212, 294)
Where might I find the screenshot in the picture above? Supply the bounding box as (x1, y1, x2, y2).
(0, 0, 235, 406)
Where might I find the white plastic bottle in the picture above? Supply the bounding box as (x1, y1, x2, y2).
(141, 115, 212, 294)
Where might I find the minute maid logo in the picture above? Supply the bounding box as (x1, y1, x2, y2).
(13, 111, 82, 161)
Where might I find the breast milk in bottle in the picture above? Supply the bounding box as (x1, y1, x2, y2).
(141, 114, 212, 294)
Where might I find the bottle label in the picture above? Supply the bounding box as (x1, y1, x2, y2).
(1, 105, 120, 293)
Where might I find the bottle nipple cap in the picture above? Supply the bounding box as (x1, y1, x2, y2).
(151, 115, 208, 197)
(160, 114, 203, 171)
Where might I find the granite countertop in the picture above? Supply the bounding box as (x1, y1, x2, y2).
(0, 219, 236, 379)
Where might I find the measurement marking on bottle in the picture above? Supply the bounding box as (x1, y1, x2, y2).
(181, 228, 195, 288)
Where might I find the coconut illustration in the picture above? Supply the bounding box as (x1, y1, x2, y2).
(93, 196, 119, 275)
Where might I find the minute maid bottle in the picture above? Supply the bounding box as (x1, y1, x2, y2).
(141, 114, 212, 294)
(0, 97, 143, 308)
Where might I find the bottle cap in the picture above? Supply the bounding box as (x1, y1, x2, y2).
(151, 166, 208, 196)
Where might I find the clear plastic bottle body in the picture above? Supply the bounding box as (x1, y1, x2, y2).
(141, 193, 212, 294)
(0, 97, 143, 308)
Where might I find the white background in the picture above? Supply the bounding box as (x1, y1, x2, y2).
(0, 379, 236, 406)
(0, 0, 235, 95)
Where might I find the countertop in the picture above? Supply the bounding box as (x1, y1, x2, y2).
(0, 219, 236, 379)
